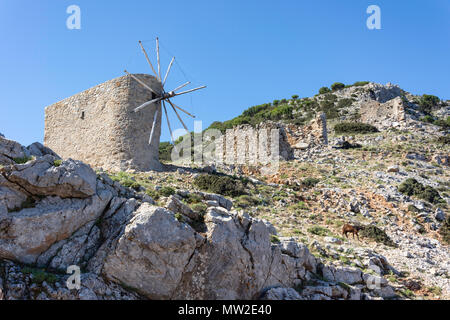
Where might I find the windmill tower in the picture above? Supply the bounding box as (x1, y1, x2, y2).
(44, 38, 205, 172)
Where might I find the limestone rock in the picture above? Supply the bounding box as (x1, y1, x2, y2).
(26, 142, 60, 159)
(166, 195, 201, 221)
(435, 208, 446, 222)
(0, 174, 28, 211)
(0, 136, 26, 165)
(0, 191, 111, 264)
(103, 204, 197, 299)
(2, 155, 97, 198)
(261, 287, 303, 300)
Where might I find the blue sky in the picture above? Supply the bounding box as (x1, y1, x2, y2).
(0, 0, 449, 145)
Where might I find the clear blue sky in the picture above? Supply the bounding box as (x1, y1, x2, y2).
(1, 0, 449, 145)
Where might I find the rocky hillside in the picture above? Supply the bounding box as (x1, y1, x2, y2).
(0, 81, 449, 300)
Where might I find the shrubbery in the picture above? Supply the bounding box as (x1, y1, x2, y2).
(433, 117, 450, 129)
(110, 172, 141, 190)
(269, 104, 293, 120)
(331, 82, 345, 91)
(435, 135, 450, 145)
(334, 122, 379, 134)
(319, 87, 331, 94)
(439, 216, 450, 245)
(419, 94, 440, 114)
(159, 142, 174, 162)
(301, 177, 320, 188)
(193, 174, 248, 197)
(398, 178, 442, 205)
(337, 98, 353, 109)
(159, 186, 176, 197)
(307, 226, 330, 236)
(13, 156, 33, 164)
(353, 81, 369, 87)
(360, 225, 396, 247)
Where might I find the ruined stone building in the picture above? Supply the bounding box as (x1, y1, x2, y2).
(44, 74, 163, 172)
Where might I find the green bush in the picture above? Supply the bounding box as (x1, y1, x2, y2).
(191, 203, 207, 215)
(360, 225, 396, 247)
(193, 174, 247, 197)
(419, 94, 440, 114)
(331, 82, 345, 91)
(185, 193, 203, 204)
(301, 177, 320, 188)
(433, 117, 450, 129)
(269, 104, 293, 120)
(398, 178, 442, 205)
(439, 216, 450, 245)
(159, 142, 174, 162)
(337, 98, 353, 109)
(307, 226, 330, 236)
(334, 122, 379, 134)
(319, 87, 331, 94)
(321, 99, 339, 119)
(13, 156, 33, 164)
(435, 135, 450, 145)
(235, 195, 261, 208)
(22, 267, 58, 285)
(110, 172, 141, 190)
(353, 81, 370, 87)
(159, 186, 176, 197)
(421, 115, 435, 123)
(270, 235, 281, 243)
(145, 189, 160, 201)
(242, 103, 271, 117)
(292, 95, 299, 100)
(53, 159, 62, 167)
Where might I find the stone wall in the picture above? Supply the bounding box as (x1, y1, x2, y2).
(213, 122, 294, 166)
(286, 113, 328, 150)
(360, 96, 406, 129)
(44, 74, 163, 172)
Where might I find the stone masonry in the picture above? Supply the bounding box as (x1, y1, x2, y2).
(44, 74, 163, 172)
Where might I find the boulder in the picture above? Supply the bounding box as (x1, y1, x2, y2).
(26, 142, 60, 159)
(0, 174, 28, 211)
(2, 155, 97, 198)
(166, 195, 202, 221)
(103, 204, 198, 299)
(196, 191, 233, 211)
(0, 136, 25, 165)
(0, 190, 112, 264)
(435, 208, 446, 222)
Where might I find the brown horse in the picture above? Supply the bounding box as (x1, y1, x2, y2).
(342, 224, 364, 241)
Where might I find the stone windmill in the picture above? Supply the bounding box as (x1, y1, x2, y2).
(124, 38, 206, 144)
(44, 38, 205, 172)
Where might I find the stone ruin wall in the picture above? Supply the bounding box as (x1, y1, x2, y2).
(213, 122, 294, 166)
(285, 113, 328, 148)
(360, 96, 406, 128)
(209, 113, 328, 167)
(44, 74, 163, 172)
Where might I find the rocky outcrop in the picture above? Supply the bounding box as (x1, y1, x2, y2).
(1, 155, 97, 199)
(25, 142, 60, 159)
(0, 137, 402, 301)
(0, 193, 111, 264)
(0, 136, 26, 166)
